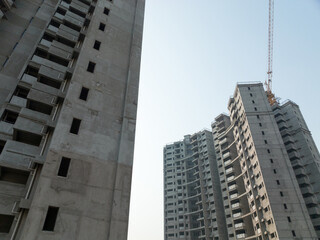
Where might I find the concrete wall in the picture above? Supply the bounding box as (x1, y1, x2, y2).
(163, 131, 227, 240)
(274, 100, 320, 237)
(0, 0, 144, 239)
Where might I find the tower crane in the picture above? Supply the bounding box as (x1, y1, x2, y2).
(265, 0, 277, 105)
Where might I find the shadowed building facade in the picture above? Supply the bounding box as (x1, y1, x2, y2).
(0, 0, 144, 239)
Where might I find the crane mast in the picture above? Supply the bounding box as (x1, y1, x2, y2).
(266, 0, 277, 105)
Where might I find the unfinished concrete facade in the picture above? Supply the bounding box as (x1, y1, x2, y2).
(272, 100, 320, 237)
(0, 0, 144, 239)
(165, 82, 320, 240)
(212, 83, 317, 239)
(163, 131, 228, 240)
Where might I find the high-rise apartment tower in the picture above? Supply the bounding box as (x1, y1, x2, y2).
(165, 82, 320, 240)
(163, 131, 228, 240)
(212, 83, 318, 239)
(0, 0, 144, 239)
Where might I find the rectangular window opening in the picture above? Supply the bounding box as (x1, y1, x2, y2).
(93, 40, 101, 50)
(1, 110, 18, 124)
(292, 230, 296, 237)
(79, 87, 89, 101)
(87, 61, 96, 73)
(103, 7, 110, 15)
(0, 214, 14, 233)
(99, 22, 106, 31)
(58, 157, 71, 177)
(42, 206, 59, 231)
(0, 167, 29, 184)
(70, 118, 81, 134)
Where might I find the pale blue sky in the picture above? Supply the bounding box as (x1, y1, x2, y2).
(128, 1, 320, 239)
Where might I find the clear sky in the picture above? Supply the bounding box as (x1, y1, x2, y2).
(128, 1, 320, 239)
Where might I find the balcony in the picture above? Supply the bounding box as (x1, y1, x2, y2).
(295, 168, 307, 177)
(227, 175, 235, 182)
(301, 186, 313, 195)
(289, 151, 300, 161)
(276, 115, 286, 124)
(231, 202, 240, 209)
(283, 135, 295, 145)
(31, 55, 68, 74)
(233, 212, 242, 218)
(297, 175, 309, 185)
(278, 121, 288, 131)
(234, 222, 245, 229)
(21, 74, 37, 86)
(308, 207, 320, 216)
(223, 152, 231, 159)
(226, 167, 233, 174)
(224, 159, 232, 166)
(10, 96, 27, 108)
(292, 161, 304, 171)
(0, 140, 40, 168)
(230, 193, 238, 199)
(236, 233, 246, 239)
(304, 196, 317, 205)
(220, 137, 227, 145)
(285, 143, 297, 152)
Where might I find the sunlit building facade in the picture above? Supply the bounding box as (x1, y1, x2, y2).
(165, 82, 320, 240)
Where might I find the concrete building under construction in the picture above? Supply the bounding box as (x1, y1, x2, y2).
(164, 82, 320, 240)
(0, 0, 144, 239)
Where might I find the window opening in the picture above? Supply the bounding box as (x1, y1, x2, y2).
(87, 61, 96, 73)
(43, 206, 59, 231)
(79, 87, 89, 101)
(70, 118, 81, 134)
(58, 157, 71, 177)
